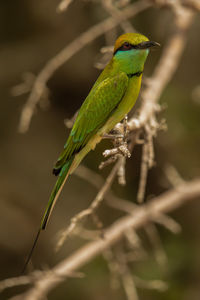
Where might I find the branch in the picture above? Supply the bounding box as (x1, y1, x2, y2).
(127, 6, 194, 133)
(9, 178, 200, 300)
(57, 0, 73, 13)
(102, 0, 135, 33)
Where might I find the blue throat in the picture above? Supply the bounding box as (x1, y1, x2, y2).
(114, 48, 149, 75)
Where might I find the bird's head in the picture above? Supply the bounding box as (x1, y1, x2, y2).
(113, 33, 160, 75)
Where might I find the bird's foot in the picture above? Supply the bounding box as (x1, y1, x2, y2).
(102, 143, 131, 159)
(99, 141, 131, 170)
(99, 115, 131, 170)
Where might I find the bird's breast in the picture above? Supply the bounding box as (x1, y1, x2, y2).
(99, 74, 142, 135)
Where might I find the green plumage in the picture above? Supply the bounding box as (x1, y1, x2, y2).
(41, 157, 74, 229)
(43, 33, 152, 229)
(53, 73, 128, 175)
(41, 71, 128, 229)
(23, 33, 159, 273)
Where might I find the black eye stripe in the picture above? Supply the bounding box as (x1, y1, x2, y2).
(114, 41, 152, 55)
(114, 42, 140, 55)
(115, 43, 133, 53)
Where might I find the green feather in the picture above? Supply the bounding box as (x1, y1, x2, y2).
(41, 156, 74, 230)
(53, 72, 128, 174)
(23, 32, 157, 273)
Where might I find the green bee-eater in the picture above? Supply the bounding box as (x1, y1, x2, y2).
(23, 33, 159, 271)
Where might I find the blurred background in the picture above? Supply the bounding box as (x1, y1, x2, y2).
(0, 0, 200, 299)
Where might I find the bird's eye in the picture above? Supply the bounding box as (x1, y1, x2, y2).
(121, 42, 132, 50)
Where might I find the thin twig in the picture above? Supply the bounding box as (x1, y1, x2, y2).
(116, 248, 139, 300)
(145, 223, 168, 267)
(153, 212, 182, 234)
(137, 134, 149, 203)
(103, 248, 121, 290)
(164, 163, 185, 187)
(133, 276, 168, 292)
(0, 275, 32, 293)
(102, 0, 135, 33)
(57, 0, 73, 12)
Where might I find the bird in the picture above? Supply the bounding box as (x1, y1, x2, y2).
(22, 32, 160, 272)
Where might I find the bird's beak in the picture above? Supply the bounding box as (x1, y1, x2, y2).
(137, 41, 160, 50)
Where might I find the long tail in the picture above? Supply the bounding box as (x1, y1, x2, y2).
(41, 156, 74, 230)
(22, 156, 74, 274)
(22, 134, 101, 273)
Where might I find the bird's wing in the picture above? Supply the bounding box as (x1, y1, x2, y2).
(53, 72, 128, 174)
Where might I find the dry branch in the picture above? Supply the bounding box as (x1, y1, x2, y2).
(57, 0, 73, 12)
(8, 178, 200, 300)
